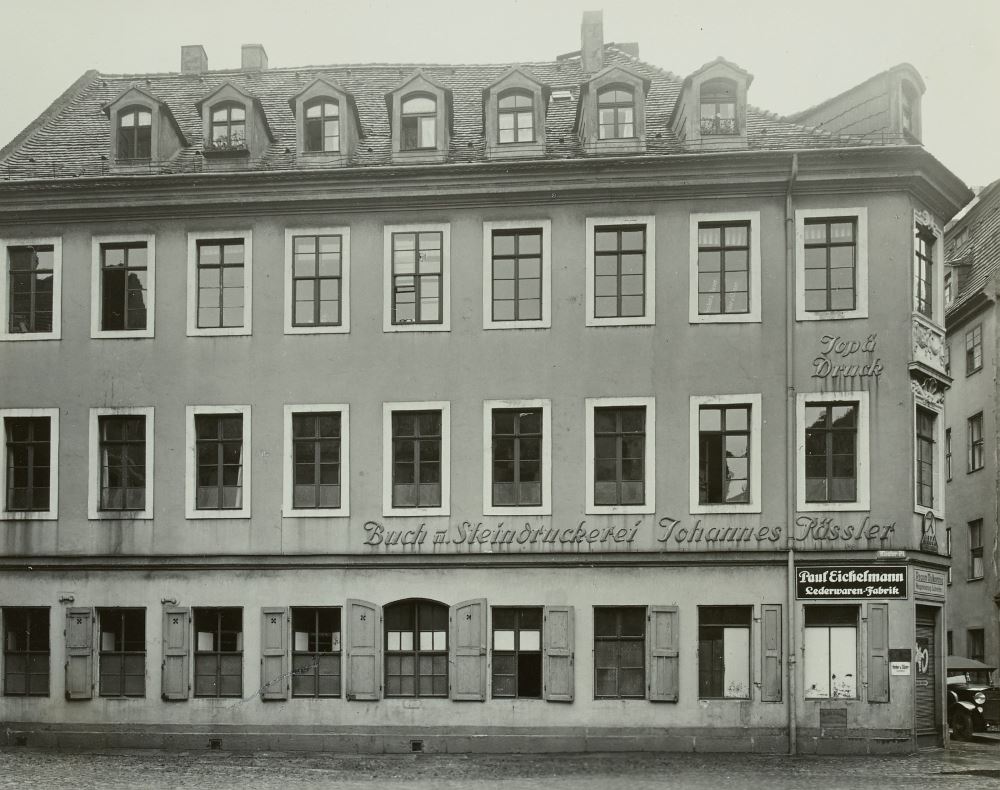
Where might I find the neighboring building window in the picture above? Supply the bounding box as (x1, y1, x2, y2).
(391, 410, 441, 509)
(803, 218, 856, 312)
(915, 408, 936, 509)
(98, 414, 146, 511)
(968, 629, 985, 663)
(945, 427, 952, 482)
(697, 221, 749, 315)
(947, 630, 953, 655)
(498, 90, 534, 143)
(99, 242, 148, 332)
(699, 78, 737, 135)
(303, 98, 340, 153)
(117, 106, 152, 160)
(390, 231, 442, 325)
(914, 227, 934, 318)
(98, 608, 145, 698)
(592, 224, 646, 319)
(192, 411, 246, 513)
(4, 416, 51, 513)
(969, 519, 984, 580)
(698, 403, 750, 505)
(490, 229, 542, 322)
(597, 86, 635, 139)
(291, 607, 341, 698)
(384, 600, 447, 698)
(490, 407, 542, 508)
(698, 606, 751, 699)
(968, 413, 984, 472)
(291, 412, 341, 510)
(2, 607, 49, 696)
(193, 608, 242, 698)
(803, 605, 857, 699)
(804, 402, 858, 503)
(492, 607, 542, 698)
(196, 239, 245, 329)
(594, 606, 645, 699)
(209, 102, 246, 148)
(291, 234, 342, 327)
(943, 272, 952, 307)
(401, 94, 436, 150)
(6, 244, 54, 334)
(593, 405, 645, 507)
(965, 324, 983, 374)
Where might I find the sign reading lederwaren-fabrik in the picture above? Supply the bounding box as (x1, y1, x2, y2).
(796, 566, 908, 599)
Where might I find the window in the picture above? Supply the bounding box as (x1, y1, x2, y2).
(484, 400, 551, 515)
(383, 401, 450, 517)
(2, 409, 59, 520)
(585, 217, 655, 326)
(947, 630, 954, 656)
(965, 324, 983, 374)
(290, 233, 344, 328)
(594, 606, 645, 699)
(285, 408, 345, 514)
(89, 408, 154, 520)
(492, 607, 542, 698)
(700, 78, 737, 135)
(914, 227, 934, 318)
(91, 235, 155, 338)
(401, 94, 436, 150)
(586, 398, 655, 514)
(482, 220, 551, 330)
(698, 607, 751, 699)
(186, 231, 251, 336)
(193, 608, 242, 698)
(3, 240, 62, 339)
(209, 102, 246, 148)
(689, 212, 761, 323)
(901, 81, 919, 138)
(597, 86, 634, 139)
(692, 395, 762, 514)
(968, 413, 984, 472)
(969, 519, 984, 580)
(384, 600, 447, 697)
(2, 607, 48, 696)
(968, 629, 985, 663)
(185, 406, 250, 519)
(98, 608, 144, 697)
(796, 392, 869, 511)
(945, 428, 952, 482)
(915, 407, 936, 509)
(498, 90, 534, 143)
(795, 209, 868, 321)
(944, 272, 952, 307)
(303, 98, 340, 153)
(803, 606, 857, 699)
(383, 224, 450, 332)
(117, 106, 151, 160)
(291, 607, 341, 698)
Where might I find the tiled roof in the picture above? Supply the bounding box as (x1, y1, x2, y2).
(0, 46, 880, 181)
(946, 178, 1000, 319)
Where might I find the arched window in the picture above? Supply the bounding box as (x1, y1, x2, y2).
(597, 85, 634, 140)
(117, 106, 152, 160)
(700, 79, 737, 136)
(401, 94, 437, 150)
(304, 98, 340, 153)
(498, 89, 534, 144)
(210, 101, 246, 148)
(384, 599, 448, 697)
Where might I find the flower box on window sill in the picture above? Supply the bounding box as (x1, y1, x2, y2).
(202, 142, 250, 158)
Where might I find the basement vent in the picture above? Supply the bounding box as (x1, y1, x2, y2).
(209, 738, 222, 750)
(410, 739, 425, 753)
(819, 708, 848, 729)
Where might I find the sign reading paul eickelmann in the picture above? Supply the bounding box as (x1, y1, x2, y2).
(796, 566, 907, 599)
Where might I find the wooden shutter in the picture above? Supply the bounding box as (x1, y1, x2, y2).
(648, 605, 679, 702)
(161, 606, 190, 700)
(345, 599, 381, 701)
(450, 599, 487, 701)
(760, 604, 782, 702)
(260, 607, 288, 701)
(64, 607, 94, 700)
(542, 605, 574, 702)
(867, 602, 889, 703)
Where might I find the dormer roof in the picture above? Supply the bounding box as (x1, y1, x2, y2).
(195, 80, 275, 142)
(482, 66, 550, 99)
(574, 63, 651, 133)
(101, 85, 187, 145)
(288, 77, 365, 139)
(682, 57, 753, 89)
(385, 69, 454, 132)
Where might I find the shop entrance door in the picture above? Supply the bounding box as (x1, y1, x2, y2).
(915, 606, 940, 745)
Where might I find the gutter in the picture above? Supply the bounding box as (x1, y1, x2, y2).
(785, 152, 799, 754)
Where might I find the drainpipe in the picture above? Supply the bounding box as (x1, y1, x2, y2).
(785, 152, 799, 755)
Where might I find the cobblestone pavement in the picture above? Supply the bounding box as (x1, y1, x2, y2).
(1, 742, 999, 790)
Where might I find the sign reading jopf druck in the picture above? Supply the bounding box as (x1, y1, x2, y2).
(796, 566, 907, 599)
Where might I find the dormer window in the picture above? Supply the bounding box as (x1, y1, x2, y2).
(498, 90, 533, 143)
(117, 106, 152, 160)
(210, 102, 246, 149)
(401, 94, 437, 150)
(901, 80, 919, 139)
(700, 79, 737, 135)
(304, 98, 340, 153)
(597, 86, 634, 139)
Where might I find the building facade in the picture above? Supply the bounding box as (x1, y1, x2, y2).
(0, 14, 970, 754)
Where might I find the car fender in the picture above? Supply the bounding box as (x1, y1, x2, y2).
(952, 700, 977, 713)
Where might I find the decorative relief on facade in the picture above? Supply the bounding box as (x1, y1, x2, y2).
(911, 319, 947, 374)
(913, 208, 942, 238)
(911, 375, 945, 410)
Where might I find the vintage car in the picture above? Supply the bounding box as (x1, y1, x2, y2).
(948, 655, 1000, 739)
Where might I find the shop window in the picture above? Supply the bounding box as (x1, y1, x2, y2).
(968, 413, 984, 472)
(401, 94, 437, 150)
(98, 608, 145, 697)
(804, 401, 858, 504)
(969, 519, 984, 580)
(597, 86, 635, 139)
(915, 407, 936, 509)
(594, 606, 645, 699)
(498, 90, 534, 143)
(193, 607, 242, 698)
(966, 324, 983, 374)
(117, 105, 152, 160)
(698, 403, 751, 506)
(303, 98, 340, 153)
(968, 629, 985, 663)
(698, 606, 751, 699)
(914, 227, 934, 319)
(803, 605, 857, 699)
(491, 607, 542, 698)
(699, 78, 737, 135)
(384, 599, 447, 698)
(291, 607, 341, 698)
(2, 607, 49, 696)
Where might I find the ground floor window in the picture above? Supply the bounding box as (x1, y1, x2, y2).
(291, 607, 341, 697)
(803, 605, 857, 699)
(98, 608, 145, 697)
(193, 607, 242, 698)
(594, 606, 645, 699)
(698, 606, 751, 699)
(2, 607, 48, 696)
(491, 607, 542, 698)
(384, 599, 447, 697)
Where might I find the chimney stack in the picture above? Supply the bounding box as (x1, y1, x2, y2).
(241, 44, 268, 71)
(581, 10, 604, 74)
(181, 45, 208, 75)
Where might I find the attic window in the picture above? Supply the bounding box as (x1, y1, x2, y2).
(401, 94, 436, 150)
(117, 106, 151, 160)
(498, 90, 534, 143)
(901, 81, 918, 139)
(597, 86, 634, 139)
(304, 98, 340, 153)
(209, 102, 246, 150)
(700, 79, 737, 136)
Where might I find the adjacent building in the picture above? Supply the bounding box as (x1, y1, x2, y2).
(0, 13, 971, 753)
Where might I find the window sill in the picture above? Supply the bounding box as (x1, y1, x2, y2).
(184, 509, 251, 520)
(967, 576, 985, 583)
(282, 508, 349, 519)
(285, 323, 349, 336)
(691, 503, 761, 515)
(383, 506, 449, 518)
(0, 331, 60, 342)
(187, 325, 252, 337)
(202, 147, 250, 159)
(0, 510, 58, 521)
(690, 312, 760, 325)
(483, 318, 550, 330)
(483, 504, 551, 517)
(967, 368, 983, 377)
(89, 511, 153, 521)
(91, 329, 154, 340)
(796, 309, 868, 322)
(586, 504, 654, 516)
(585, 315, 654, 328)
(383, 322, 450, 333)
(796, 501, 870, 513)
(967, 468, 984, 475)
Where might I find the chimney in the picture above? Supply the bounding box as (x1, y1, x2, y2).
(581, 10, 604, 74)
(181, 45, 208, 75)
(241, 44, 268, 71)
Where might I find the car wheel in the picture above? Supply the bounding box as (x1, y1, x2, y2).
(951, 709, 974, 741)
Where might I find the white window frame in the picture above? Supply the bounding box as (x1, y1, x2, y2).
(482, 219, 552, 330)
(585, 396, 655, 515)
(794, 208, 868, 321)
(482, 398, 552, 516)
(186, 230, 253, 337)
(282, 403, 350, 518)
(185, 405, 251, 519)
(0, 237, 63, 342)
(585, 216, 656, 327)
(283, 227, 351, 335)
(90, 234, 156, 339)
(88, 406, 154, 520)
(382, 400, 450, 517)
(795, 391, 870, 512)
(913, 403, 943, 517)
(689, 393, 762, 515)
(0, 407, 59, 520)
(688, 211, 761, 324)
(383, 223, 451, 333)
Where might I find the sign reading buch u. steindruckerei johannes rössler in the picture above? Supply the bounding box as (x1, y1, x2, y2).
(796, 566, 907, 599)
